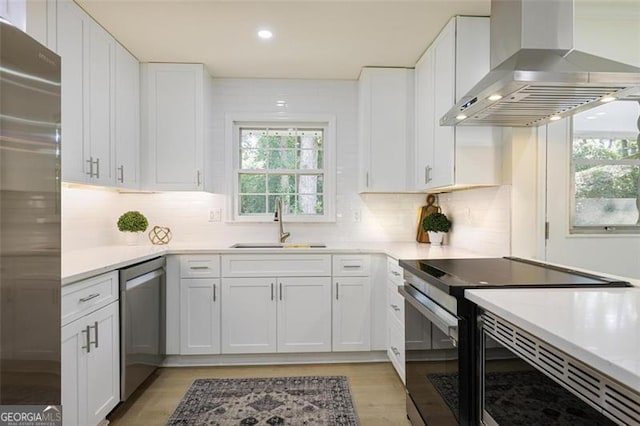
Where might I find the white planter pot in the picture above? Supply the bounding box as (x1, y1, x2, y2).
(123, 232, 142, 246)
(427, 231, 445, 245)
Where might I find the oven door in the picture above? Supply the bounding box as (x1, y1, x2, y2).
(400, 285, 461, 426)
(481, 330, 617, 426)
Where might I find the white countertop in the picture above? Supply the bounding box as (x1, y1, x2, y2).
(466, 287, 640, 392)
(62, 241, 484, 285)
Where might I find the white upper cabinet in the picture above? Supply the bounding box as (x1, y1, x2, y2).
(358, 68, 414, 192)
(140, 63, 211, 191)
(0, 0, 25, 30)
(414, 16, 503, 192)
(114, 44, 140, 188)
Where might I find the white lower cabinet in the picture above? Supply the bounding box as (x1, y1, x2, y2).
(220, 276, 332, 354)
(180, 278, 220, 354)
(332, 277, 371, 351)
(62, 301, 119, 426)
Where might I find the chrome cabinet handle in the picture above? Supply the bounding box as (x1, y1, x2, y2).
(213, 283, 216, 302)
(366, 172, 369, 188)
(81, 325, 91, 352)
(94, 158, 100, 179)
(426, 165, 432, 183)
(90, 321, 99, 349)
(118, 165, 124, 183)
(336, 282, 339, 300)
(190, 266, 209, 270)
(79, 293, 100, 303)
(197, 170, 201, 186)
(271, 283, 274, 301)
(343, 265, 361, 269)
(391, 271, 401, 277)
(279, 282, 283, 301)
(86, 157, 94, 177)
(390, 304, 401, 312)
(391, 346, 401, 356)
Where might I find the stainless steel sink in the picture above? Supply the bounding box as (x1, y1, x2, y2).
(230, 243, 327, 249)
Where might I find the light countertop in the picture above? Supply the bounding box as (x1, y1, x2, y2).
(466, 287, 640, 392)
(62, 241, 485, 285)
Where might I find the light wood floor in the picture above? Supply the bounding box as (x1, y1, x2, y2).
(108, 362, 411, 426)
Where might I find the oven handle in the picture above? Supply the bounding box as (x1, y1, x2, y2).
(399, 285, 459, 343)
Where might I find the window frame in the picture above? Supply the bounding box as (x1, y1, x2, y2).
(226, 113, 336, 223)
(569, 118, 640, 235)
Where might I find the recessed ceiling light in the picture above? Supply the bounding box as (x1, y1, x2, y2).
(257, 29, 273, 40)
(488, 94, 502, 101)
(596, 112, 606, 116)
(600, 96, 616, 103)
(276, 100, 287, 107)
(549, 115, 561, 121)
(586, 116, 597, 120)
(456, 114, 467, 120)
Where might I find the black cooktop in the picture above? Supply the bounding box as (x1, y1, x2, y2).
(399, 257, 631, 298)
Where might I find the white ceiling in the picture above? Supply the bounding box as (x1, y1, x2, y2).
(77, 0, 491, 80)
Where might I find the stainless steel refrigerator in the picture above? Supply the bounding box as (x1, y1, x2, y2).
(0, 20, 61, 404)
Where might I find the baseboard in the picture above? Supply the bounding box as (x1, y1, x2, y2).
(163, 351, 390, 367)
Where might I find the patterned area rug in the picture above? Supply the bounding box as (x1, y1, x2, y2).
(427, 370, 616, 425)
(166, 376, 359, 425)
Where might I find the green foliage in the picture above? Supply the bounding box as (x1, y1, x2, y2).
(117, 211, 148, 232)
(575, 165, 639, 199)
(423, 212, 452, 233)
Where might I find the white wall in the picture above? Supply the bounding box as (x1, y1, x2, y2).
(437, 186, 511, 257)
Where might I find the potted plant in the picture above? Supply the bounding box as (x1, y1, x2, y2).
(422, 212, 452, 245)
(117, 211, 149, 245)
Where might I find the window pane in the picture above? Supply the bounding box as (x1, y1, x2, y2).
(297, 195, 324, 215)
(239, 174, 266, 193)
(298, 174, 323, 194)
(240, 149, 267, 169)
(268, 174, 296, 193)
(268, 149, 297, 169)
(240, 195, 266, 214)
(574, 164, 640, 226)
(299, 149, 322, 169)
(267, 195, 296, 214)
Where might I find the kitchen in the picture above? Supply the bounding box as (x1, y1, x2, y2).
(0, 0, 639, 425)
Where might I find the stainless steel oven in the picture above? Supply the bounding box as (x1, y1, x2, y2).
(400, 271, 471, 426)
(480, 310, 636, 426)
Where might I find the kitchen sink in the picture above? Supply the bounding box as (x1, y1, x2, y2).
(230, 243, 327, 249)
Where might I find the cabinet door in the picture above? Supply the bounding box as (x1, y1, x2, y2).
(85, 302, 120, 426)
(57, 0, 89, 183)
(221, 278, 276, 354)
(87, 20, 115, 186)
(114, 43, 140, 188)
(332, 277, 371, 351)
(277, 277, 331, 353)
(141, 63, 204, 190)
(359, 68, 413, 192)
(431, 19, 455, 189)
(0, 0, 25, 30)
(180, 278, 220, 354)
(62, 318, 87, 426)
(414, 48, 435, 191)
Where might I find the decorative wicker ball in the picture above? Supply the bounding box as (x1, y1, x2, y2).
(148, 226, 172, 245)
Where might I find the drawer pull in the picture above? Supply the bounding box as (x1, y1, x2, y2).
(79, 293, 100, 303)
(391, 346, 401, 357)
(390, 304, 401, 312)
(189, 266, 210, 270)
(391, 271, 401, 277)
(343, 265, 361, 269)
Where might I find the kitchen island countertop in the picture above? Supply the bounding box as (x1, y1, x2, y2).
(466, 287, 640, 393)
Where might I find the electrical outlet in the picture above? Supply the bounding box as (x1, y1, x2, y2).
(208, 208, 222, 222)
(353, 209, 361, 223)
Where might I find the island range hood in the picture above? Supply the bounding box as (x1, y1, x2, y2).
(441, 0, 640, 127)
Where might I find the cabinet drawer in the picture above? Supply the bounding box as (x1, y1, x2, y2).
(180, 255, 220, 278)
(332, 255, 370, 276)
(62, 271, 118, 326)
(387, 285, 405, 325)
(387, 257, 403, 285)
(221, 255, 331, 277)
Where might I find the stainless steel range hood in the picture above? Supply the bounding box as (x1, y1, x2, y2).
(441, 0, 640, 127)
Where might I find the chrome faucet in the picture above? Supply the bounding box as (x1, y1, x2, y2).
(274, 197, 291, 243)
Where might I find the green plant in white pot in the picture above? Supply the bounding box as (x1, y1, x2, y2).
(117, 211, 149, 245)
(422, 212, 452, 245)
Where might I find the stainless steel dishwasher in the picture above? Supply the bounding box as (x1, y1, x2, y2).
(119, 256, 165, 401)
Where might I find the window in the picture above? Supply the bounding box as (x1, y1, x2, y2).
(229, 118, 335, 222)
(571, 100, 640, 233)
